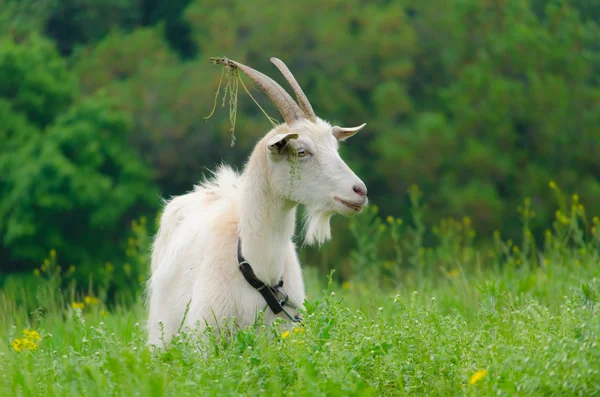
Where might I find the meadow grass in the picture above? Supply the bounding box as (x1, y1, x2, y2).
(1, 192, 599, 396)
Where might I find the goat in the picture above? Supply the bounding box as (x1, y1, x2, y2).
(146, 57, 368, 346)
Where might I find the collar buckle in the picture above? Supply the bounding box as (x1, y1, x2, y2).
(237, 238, 301, 323)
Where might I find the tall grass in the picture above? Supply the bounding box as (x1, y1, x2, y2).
(1, 185, 598, 396)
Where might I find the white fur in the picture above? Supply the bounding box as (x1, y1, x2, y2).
(146, 118, 367, 346)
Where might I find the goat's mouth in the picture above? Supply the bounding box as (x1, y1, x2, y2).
(334, 197, 364, 212)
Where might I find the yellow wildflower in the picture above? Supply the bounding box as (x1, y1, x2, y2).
(11, 329, 42, 352)
(293, 327, 305, 334)
(23, 329, 41, 342)
(548, 180, 557, 190)
(21, 338, 38, 351)
(556, 210, 569, 224)
(463, 216, 471, 226)
(378, 224, 387, 232)
(33, 269, 40, 277)
(572, 194, 579, 203)
(11, 339, 22, 352)
(281, 331, 290, 339)
(386, 216, 394, 224)
(105, 262, 114, 272)
(72, 302, 85, 310)
(84, 296, 99, 305)
(396, 218, 403, 225)
(342, 281, 351, 290)
(469, 369, 488, 385)
(593, 216, 599, 225)
(50, 249, 56, 258)
(69, 265, 76, 273)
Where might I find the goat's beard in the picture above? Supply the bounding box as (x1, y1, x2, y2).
(302, 206, 333, 246)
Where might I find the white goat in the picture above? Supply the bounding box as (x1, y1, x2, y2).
(146, 57, 368, 346)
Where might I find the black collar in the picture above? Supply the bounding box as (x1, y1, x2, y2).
(237, 238, 302, 323)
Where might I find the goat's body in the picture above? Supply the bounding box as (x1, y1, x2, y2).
(146, 55, 368, 347)
(147, 165, 305, 346)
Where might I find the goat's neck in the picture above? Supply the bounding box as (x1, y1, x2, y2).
(238, 157, 297, 286)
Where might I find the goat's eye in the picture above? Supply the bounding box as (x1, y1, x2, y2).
(297, 148, 308, 157)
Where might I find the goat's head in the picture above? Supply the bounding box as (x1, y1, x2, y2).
(212, 57, 368, 245)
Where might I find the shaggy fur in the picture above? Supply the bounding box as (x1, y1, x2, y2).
(146, 118, 367, 346)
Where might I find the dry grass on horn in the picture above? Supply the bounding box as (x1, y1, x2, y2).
(206, 57, 300, 183)
(206, 57, 280, 148)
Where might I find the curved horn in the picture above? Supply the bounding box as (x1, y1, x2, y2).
(332, 123, 367, 141)
(210, 57, 305, 125)
(270, 57, 316, 122)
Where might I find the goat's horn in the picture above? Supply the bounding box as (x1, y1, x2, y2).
(210, 57, 305, 125)
(270, 57, 316, 122)
(332, 123, 367, 140)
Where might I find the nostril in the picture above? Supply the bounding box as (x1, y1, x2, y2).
(353, 185, 367, 197)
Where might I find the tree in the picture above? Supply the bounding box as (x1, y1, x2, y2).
(0, 35, 158, 270)
(79, 0, 600, 242)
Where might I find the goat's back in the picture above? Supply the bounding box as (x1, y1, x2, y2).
(150, 165, 241, 274)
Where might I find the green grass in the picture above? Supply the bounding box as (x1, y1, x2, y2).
(1, 256, 598, 396)
(1, 197, 599, 396)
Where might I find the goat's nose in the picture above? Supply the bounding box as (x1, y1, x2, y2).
(353, 183, 367, 198)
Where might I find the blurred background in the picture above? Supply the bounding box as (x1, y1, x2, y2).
(0, 0, 599, 290)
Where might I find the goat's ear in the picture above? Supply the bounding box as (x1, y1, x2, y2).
(267, 133, 299, 154)
(332, 123, 366, 141)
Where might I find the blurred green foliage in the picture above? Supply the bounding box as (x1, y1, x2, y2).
(0, 35, 157, 271)
(0, 0, 599, 277)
